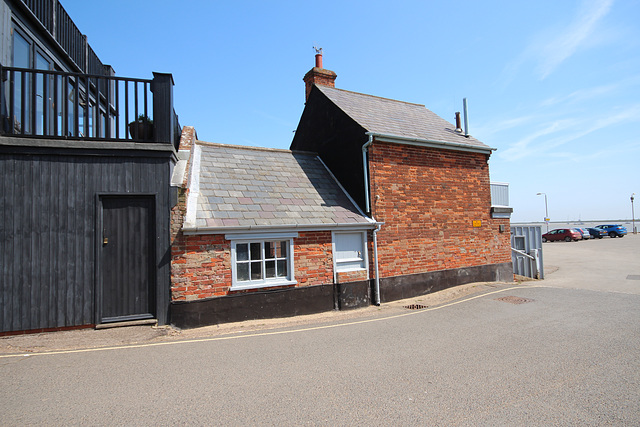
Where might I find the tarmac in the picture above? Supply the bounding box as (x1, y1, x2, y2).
(0, 280, 520, 355)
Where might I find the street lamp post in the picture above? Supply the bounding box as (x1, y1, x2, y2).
(537, 192, 549, 232)
(632, 193, 636, 234)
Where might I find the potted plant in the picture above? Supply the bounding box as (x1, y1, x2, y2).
(128, 114, 154, 141)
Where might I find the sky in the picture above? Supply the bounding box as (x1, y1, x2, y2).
(61, 0, 639, 222)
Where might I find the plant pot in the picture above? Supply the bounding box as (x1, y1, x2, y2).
(128, 121, 154, 141)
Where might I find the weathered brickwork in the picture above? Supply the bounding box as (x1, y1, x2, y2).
(170, 230, 337, 301)
(337, 269, 368, 283)
(178, 125, 196, 151)
(303, 68, 337, 101)
(369, 141, 511, 278)
(294, 231, 334, 286)
(171, 234, 231, 301)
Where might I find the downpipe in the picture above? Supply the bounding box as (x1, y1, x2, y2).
(373, 222, 382, 306)
(362, 135, 381, 305)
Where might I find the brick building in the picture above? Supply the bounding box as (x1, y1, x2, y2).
(170, 133, 376, 328)
(169, 53, 512, 328)
(291, 53, 512, 303)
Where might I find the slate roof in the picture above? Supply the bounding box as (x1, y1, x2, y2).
(316, 85, 493, 151)
(185, 142, 373, 231)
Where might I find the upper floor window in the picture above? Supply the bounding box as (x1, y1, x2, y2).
(10, 27, 54, 135)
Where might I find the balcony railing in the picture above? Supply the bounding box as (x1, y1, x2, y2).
(20, 0, 102, 75)
(1, 65, 179, 145)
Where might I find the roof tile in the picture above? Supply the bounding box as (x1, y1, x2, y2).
(317, 86, 492, 150)
(189, 142, 371, 230)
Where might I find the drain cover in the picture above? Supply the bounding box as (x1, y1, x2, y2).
(627, 275, 640, 281)
(404, 304, 428, 310)
(495, 296, 534, 304)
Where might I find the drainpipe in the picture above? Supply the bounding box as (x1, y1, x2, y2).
(362, 134, 373, 212)
(372, 222, 382, 305)
(362, 135, 381, 304)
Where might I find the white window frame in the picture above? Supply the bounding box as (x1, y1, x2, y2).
(332, 231, 369, 274)
(227, 233, 296, 291)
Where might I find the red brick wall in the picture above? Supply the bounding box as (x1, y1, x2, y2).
(337, 269, 368, 283)
(171, 234, 231, 301)
(170, 230, 336, 301)
(369, 141, 511, 278)
(293, 231, 334, 286)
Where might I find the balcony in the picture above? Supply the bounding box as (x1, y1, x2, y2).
(0, 65, 180, 146)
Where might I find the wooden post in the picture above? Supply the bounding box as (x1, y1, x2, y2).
(151, 72, 174, 144)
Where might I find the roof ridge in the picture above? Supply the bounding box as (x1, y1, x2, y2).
(317, 85, 426, 108)
(196, 140, 317, 156)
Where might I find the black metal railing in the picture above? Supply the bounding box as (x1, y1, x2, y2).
(23, 0, 53, 33)
(1, 65, 177, 143)
(19, 0, 106, 76)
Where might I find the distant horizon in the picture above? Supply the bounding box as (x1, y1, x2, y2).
(512, 219, 637, 225)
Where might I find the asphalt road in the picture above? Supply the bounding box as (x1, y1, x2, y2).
(1, 235, 639, 425)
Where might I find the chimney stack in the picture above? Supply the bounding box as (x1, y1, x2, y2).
(303, 47, 337, 101)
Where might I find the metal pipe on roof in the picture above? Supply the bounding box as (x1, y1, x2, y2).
(463, 98, 469, 137)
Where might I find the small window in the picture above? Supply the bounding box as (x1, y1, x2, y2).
(514, 236, 526, 251)
(334, 232, 367, 272)
(231, 238, 295, 290)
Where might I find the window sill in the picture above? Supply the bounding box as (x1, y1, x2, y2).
(230, 279, 297, 291)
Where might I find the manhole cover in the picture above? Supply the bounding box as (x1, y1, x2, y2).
(404, 304, 428, 310)
(495, 296, 534, 304)
(627, 275, 640, 281)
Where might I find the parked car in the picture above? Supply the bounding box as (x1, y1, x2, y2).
(542, 228, 582, 242)
(586, 227, 606, 239)
(574, 228, 591, 240)
(594, 224, 627, 238)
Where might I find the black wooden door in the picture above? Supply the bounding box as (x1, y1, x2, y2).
(100, 196, 155, 323)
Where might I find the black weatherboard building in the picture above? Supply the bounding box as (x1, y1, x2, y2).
(0, 0, 180, 333)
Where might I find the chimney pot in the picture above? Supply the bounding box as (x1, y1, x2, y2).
(303, 49, 337, 102)
(455, 112, 462, 132)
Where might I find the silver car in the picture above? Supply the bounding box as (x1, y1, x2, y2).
(574, 228, 591, 240)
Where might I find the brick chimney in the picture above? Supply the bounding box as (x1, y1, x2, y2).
(303, 49, 337, 101)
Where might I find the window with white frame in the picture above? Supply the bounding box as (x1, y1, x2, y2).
(333, 232, 367, 272)
(230, 237, 295, 290)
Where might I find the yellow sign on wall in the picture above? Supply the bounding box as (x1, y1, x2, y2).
(472, 220, 482, 228)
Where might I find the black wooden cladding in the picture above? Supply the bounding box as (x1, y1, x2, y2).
(0, 148, 172, 333)
(290, 85, 369, 212)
